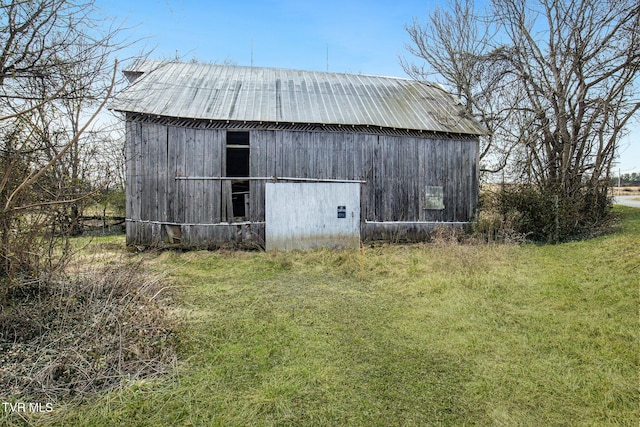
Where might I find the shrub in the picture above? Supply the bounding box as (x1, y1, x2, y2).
(476, 184, 614, 243)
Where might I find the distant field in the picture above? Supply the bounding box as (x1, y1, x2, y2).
(612, 186, 640, 196)
(8, 208, 639, 426)
(481, 184, 640, 196)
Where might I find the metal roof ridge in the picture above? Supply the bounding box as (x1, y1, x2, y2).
(123, 59, 426, 83)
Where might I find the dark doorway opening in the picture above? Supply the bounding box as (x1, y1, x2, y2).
(226, 131, 250, 220)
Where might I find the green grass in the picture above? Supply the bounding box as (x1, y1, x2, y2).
(14, 208, 640, 426)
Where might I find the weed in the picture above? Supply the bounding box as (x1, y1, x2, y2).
(0, 256, 179, 410)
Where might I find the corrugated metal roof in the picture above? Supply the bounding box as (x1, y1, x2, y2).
(111, 61, 486, 135)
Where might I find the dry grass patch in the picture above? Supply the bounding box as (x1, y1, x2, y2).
(612, 186, 640, 195)
(0, 249, 179, 419)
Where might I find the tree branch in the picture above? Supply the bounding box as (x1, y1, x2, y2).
(3, 59, 118, 213)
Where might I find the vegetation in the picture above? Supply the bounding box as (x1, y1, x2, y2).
(613, 172, 640, 187)
(476, 184, 614, 243)
(0, 0, 129, 288)
(0, 1, 637, 425)
(4, 207, 636, 426)
(404, 0, 639, 242)
(0, 252, 179, 401)
(0, 3, 158, 417)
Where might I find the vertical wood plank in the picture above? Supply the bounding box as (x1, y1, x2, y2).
(331, 133, 343, 179)
(343, 133, 354, 180)
(448, 139, 457, 221)
(172, 126, 186, 223)
(386, 136, 398, 221)
(124, 120, 132, 221)
(206, 129, 223, 223)
(223, 180, 234, 222)
(201, 130, 212, 224)
(156, 123, 168, 222)
(359, 133, 375, 221)
(193, 129, 206, 223)
(471, 138, 480, 220)
(401, 137, 415, 221)
(266, 130, 278, 178)
(300, 132, 311, 178)
(319, 132, 330, 179)
(183, 128, 196, 223)
(307, 132, 317, 178)
(291, 131, 303, 177)
(140, 123, 151, 221)
(250, 130, 269, 222)
(417, 138, 426, 221)
(166, 125, 177, 223)
(147, 123, 158, 222)
(276, 130, 289, 177)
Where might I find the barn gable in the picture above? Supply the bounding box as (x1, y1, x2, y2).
(111, 61, 483, 249)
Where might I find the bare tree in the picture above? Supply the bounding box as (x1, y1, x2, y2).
(402, 0, 516, 173)
(0, 0, 125, 286)
(494, 0, 639, 187)
(405, 0, 640, 241)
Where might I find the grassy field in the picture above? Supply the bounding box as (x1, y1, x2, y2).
(12, 208, 640, 426)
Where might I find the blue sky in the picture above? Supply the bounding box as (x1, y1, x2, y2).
(98, 0, 424, 77)
(97, 0, 638, 174)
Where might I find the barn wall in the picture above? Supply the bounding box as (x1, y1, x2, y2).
(125, 119, 479, 247)
(248, 129, 479, 224)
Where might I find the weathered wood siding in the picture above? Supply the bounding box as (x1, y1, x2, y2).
(248, 129, 478, 225)
(125, 120, 257, 248)
(125, 118, 478, 248)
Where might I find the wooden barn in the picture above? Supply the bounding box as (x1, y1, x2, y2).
(110, 60, 485, 250)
